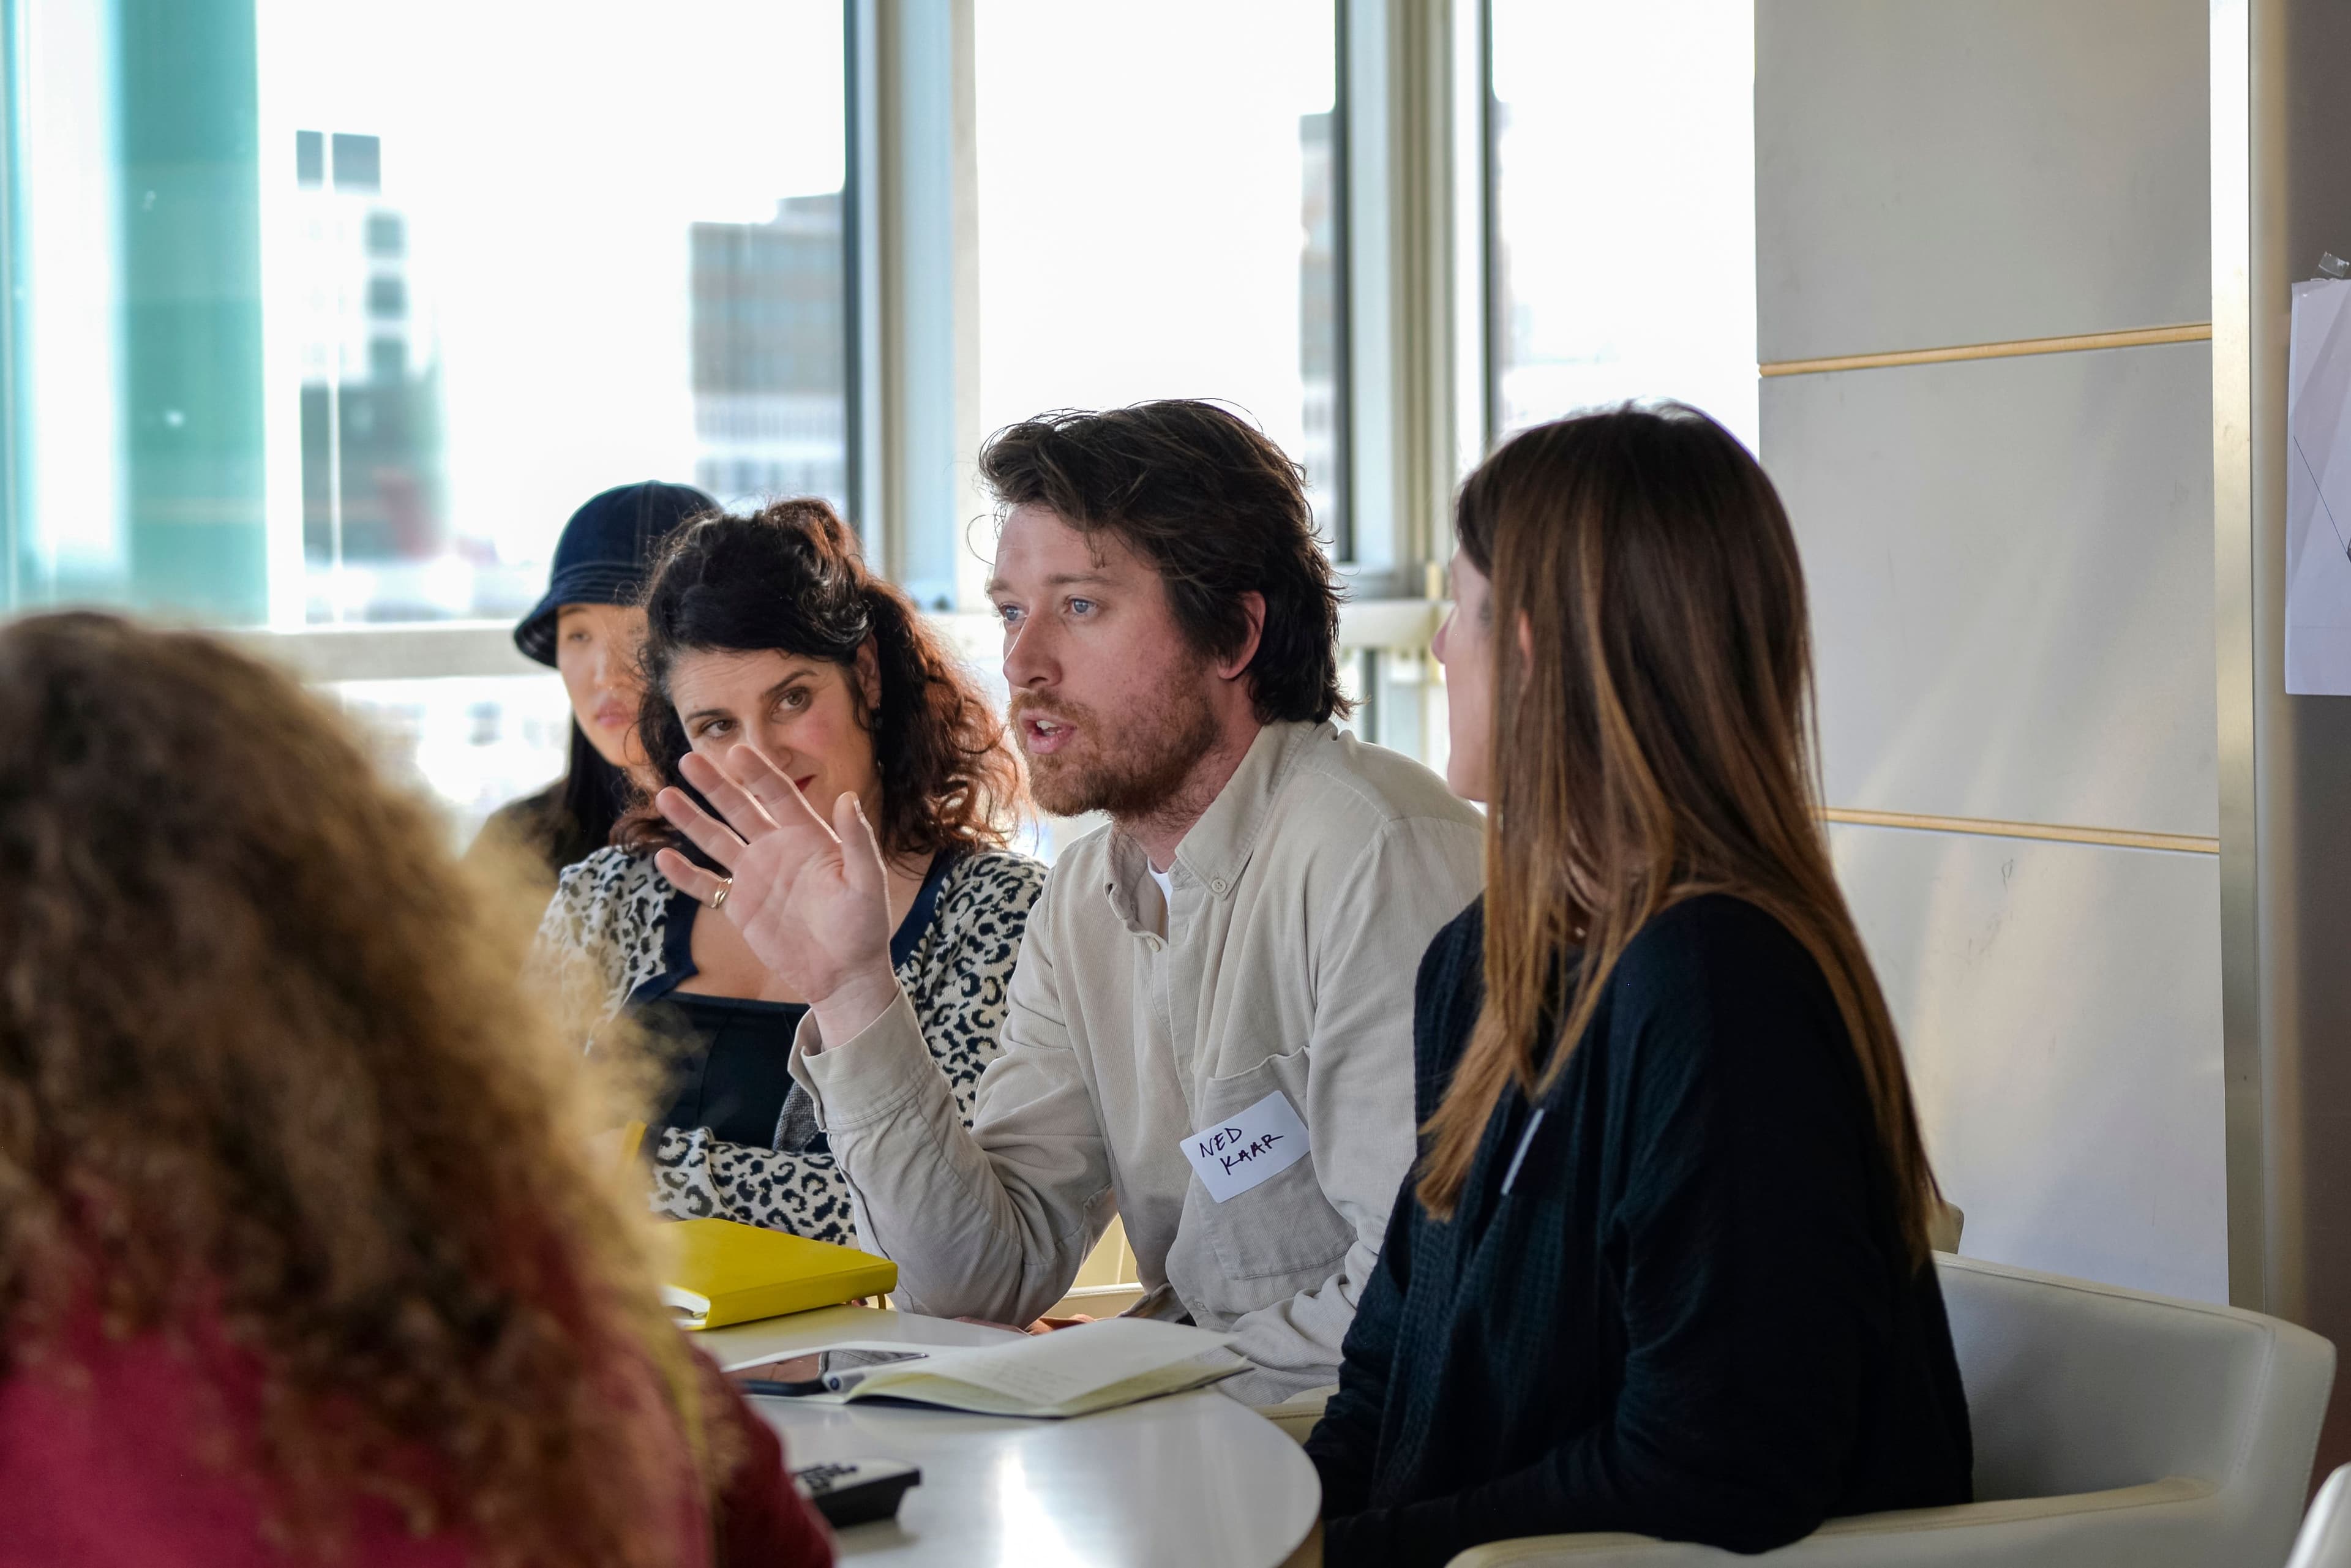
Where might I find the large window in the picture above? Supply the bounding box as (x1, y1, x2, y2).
(271, 0, 849, 625)
(972, 1, 1345, 545)
(1487, 0, 1757, 450)
(4, 0, 851, 626)
(331, 671, 575, 843)
(3, 1, 1768, 842)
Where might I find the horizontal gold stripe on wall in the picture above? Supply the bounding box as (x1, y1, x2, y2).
(1760, 323, 2213, 378)
(1820, 807, 2219, 856)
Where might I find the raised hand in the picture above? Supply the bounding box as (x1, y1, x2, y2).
(651, 745, 901, 1045)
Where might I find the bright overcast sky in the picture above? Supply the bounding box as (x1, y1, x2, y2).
(1491, 0, 1757, 449)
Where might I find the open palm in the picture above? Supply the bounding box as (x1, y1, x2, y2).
(651, 745, 901, 1041)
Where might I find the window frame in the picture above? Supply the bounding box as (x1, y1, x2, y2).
(7, 1, 1477, 723)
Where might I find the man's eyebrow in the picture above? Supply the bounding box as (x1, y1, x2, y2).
(985, 570, 1117, 595)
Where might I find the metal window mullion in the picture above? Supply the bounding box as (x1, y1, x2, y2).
(0, 0, 21, 612)
(1343, 0, 1398, 593)
(1464, 0, 1494, 467)
(844, 0, 885, 552)
(1344, 0, 1459, 606)
(860, 0, 975, 610)
(1329, 0, 1355, 565)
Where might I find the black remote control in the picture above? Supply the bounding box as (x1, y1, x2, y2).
(792, 1458, 922, 1528)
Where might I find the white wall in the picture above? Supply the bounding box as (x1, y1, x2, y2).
(1757, 0, 2225, 1300)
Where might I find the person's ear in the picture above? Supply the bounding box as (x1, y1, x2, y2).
(855, 636, 882, 711)
(1215, 592, 1267, 681)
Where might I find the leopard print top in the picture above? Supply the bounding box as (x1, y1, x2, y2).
(534, 844, 1045, 1245)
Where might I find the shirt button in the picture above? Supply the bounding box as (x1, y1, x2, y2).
(1210, 877, 1228, 895)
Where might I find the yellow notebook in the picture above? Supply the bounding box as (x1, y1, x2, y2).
(661, 1218, 899, 1331)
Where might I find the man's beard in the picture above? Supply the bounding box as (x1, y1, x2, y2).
(1013, 661, 1223, 820)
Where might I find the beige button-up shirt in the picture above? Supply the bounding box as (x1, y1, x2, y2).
(790, 719, 1486, 1403)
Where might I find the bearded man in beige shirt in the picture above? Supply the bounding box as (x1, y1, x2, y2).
(651, 400, 1485, 1405)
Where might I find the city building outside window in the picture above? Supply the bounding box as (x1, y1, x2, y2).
(2, 1, 852, 841)
(268, 0, 850, 628)
(0, 2, 1762, 844)
(2, 0, 851, 631)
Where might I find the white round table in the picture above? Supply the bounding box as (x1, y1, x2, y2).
(699, 1306, 1320, 1567)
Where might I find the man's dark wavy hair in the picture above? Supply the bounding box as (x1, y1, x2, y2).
(977, 400, 1350, 726)
(621, 499, 1021, 858)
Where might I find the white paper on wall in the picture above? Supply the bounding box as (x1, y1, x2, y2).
(2287, 278, 2351, 694)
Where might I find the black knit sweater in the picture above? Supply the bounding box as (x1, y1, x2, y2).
(1307, 895, 1972, 1566)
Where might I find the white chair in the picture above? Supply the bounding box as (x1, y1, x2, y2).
(2288, 1465, 2351, 1568)
(1448, 1255, 2336, 1567)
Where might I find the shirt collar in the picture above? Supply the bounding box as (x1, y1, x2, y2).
(1101, 720, 1326, 919)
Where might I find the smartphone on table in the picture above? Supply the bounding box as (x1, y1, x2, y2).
(729, 1346, 929, 1397)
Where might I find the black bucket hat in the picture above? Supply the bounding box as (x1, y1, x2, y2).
(513, 480, 719, 666)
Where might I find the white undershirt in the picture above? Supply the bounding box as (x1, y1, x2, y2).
(1147, 861, 1176, 939)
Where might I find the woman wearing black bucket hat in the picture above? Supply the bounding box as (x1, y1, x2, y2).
(471, 481, 719, 891)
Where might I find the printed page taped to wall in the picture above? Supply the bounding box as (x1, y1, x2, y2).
(2289, 278, 2351, 694)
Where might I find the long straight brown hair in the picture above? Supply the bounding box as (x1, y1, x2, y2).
(1415, 405, 1941, 1264)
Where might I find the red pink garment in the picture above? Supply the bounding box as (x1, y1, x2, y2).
(0, 1307, 831, 1568)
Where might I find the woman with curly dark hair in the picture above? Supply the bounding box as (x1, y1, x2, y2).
(535, 499, 1043, 1242)
(0, 612, 830, 1567)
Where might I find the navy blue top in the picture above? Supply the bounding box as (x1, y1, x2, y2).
(629, 851, 958, 1151)
(1307, 895, 1972, 1566)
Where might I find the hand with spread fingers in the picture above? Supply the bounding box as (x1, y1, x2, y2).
(651, 744, 901, 1045)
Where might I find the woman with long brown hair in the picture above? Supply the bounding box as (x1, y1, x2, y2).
(0, 612, 829, 1567)
(1303, 407, 1971, 1566)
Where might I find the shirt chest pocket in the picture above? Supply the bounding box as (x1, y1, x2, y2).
(1183, 1048, 1357, 1282)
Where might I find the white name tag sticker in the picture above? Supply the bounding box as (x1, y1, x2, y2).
(1181, 1090, 1311, 1203)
